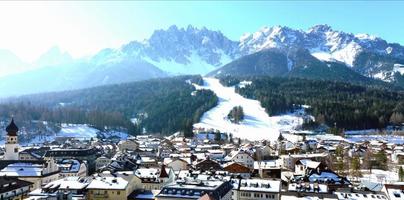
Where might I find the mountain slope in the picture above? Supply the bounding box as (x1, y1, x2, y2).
(239, 24, 404, 84)
(208, 49, 289, 77)
(1, 75, 217, 135)
(0, 57, 167, 97)
(208, 48, 378, 85)
(219, 76, 404, 130)
(1, 24, 404, 97)
(114, 25, 238, 74)
(0, 49, 28, 77)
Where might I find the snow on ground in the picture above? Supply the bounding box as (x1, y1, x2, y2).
(57, 124, 99, 139)
(99, 131, 128, 140)
(193, 77, 306, 141)
(311, 52, 335, 62)
(360, 169, 398, 184)
(347, 135, 404, 144)
(344, 129, 379, 135)
(21, 135, 56, 146)
(143, 51, 232, 75)
(394, 63, 404, 75)
(238, 80, 252, 88)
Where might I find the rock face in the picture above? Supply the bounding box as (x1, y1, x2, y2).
(127, 24, 404, 82)
(237, 24, 404, 83)
(119, 25, 239, 75)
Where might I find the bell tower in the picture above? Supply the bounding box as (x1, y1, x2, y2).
(4, 118, 19, 160)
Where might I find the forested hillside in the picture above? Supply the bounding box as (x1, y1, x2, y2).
(0, 75, 217, 135)
(220, 76, 404, 130)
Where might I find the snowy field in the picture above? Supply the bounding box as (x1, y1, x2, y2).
(57, 124, 100, 138)
(193, 77, 307, 141)
(58, 124, 129, 140)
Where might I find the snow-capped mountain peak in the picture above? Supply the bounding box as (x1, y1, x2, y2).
(307, 24, 333, 34)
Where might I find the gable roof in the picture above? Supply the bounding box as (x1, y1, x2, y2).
(296, 159, 321, 169)
(223, 162, 250, 173)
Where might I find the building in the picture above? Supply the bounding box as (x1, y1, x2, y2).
(294, 159, 322, 175)
(118, 140, 139, 152)
(156, 180, 233, 200)
(95, 156, 111, 171)
(223, 162, 251, 179)
(195, 159, 223, 171)
(4, 119, 20, 160)
(0, 177, 33, 199)
(164, 157, 189, 171)
(134, 165, 175, 191)
(234, 179, 281, 200)
(225, 150, 255, 169)
(44, 148, 97, 174)
(27, 176, 91, 199)
(280, 153, 328, 171)
(382, 183, 404, 200)
(19, 147, 50, 161)
(254, 160, 282, 179)
(86, 176, 131, 200)
(0, 160, 60, 189)
(335, 190, 388, 200)
(57, 159, 88, 178)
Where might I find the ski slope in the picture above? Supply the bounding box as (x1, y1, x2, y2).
(193, 77, 306, 141)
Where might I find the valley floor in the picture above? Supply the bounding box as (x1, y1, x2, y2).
(193, 77, 306, 141)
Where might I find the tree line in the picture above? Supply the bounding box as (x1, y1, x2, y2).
(1, 75, 217, 135)
(220, 76, 404, 130)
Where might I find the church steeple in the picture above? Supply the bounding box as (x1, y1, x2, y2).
(6, 118, 18, 136)
(4, 118, 19, 160)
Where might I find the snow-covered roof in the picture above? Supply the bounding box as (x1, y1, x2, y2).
(158, 179, 232, 200)
(0, 163, 44, 177)
(335, 192, 387, 200)
(43, 177, 90, 190)
(308, 172, 344, 183)
(287, 152, 328, 159)
(164, 157, 191, 165)
(58, 159, 82, 173)
(239, 179, 281, 193)
(288, 183, 328, 193)
(87, 176, 128, 190)
(298, 159, 321, 169)
(254, 160, 282, 169)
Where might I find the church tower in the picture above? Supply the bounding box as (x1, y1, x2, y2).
(4, 118, 19, 160)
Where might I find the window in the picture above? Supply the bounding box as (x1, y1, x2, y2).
(14, 148, 18, 153)
(117, 191, 120, 195)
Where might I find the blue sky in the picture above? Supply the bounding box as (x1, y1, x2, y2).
(0, 1, 403, 61)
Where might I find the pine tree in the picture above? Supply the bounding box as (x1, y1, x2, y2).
(214, 131, 221, 142)
(399, 166, 404, 182)
(229, 133, 234, 144)
(351, 156, 362, 177)
(390, 112, 404, 126)
(183, 120, 194, 138)
(373, 150, 388, 170)
(228, 106, 244, 124)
